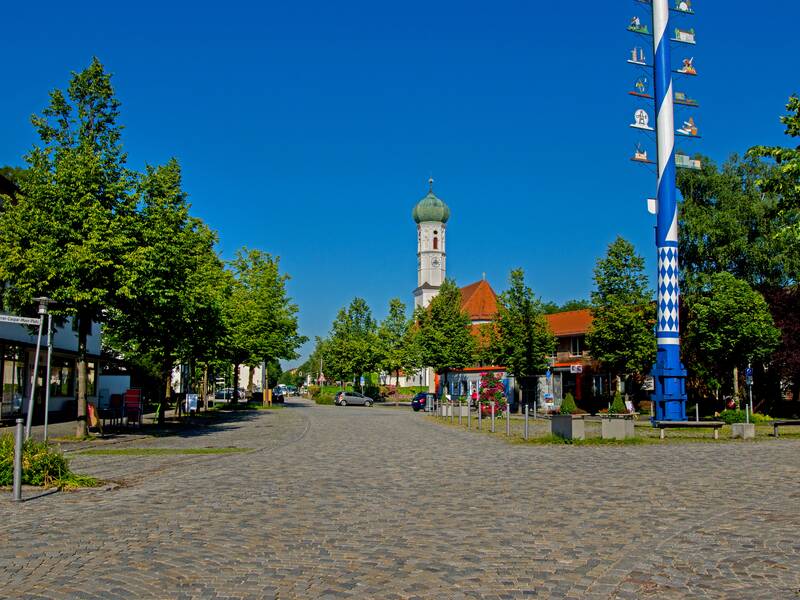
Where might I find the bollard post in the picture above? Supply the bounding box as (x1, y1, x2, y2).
(506, 404, 510, 436)
(13, 418, 23, 502)
(524, 404, 529, 440)
(450, 401, 454, 424)
(478, 403, 482, 430)
(695, 403, 699, 422)
(468, 401, 471, 429)
(458, 402, 462, 425)
(491, 403, 496, 433)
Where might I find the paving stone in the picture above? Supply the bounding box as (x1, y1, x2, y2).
(1, 399, 799, 598)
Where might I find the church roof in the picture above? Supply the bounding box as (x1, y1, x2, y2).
(460, 280, 497, 322)
(458, 279, 594, 336)
(544, 309, 593, 336)
(412, 180, 450, 223)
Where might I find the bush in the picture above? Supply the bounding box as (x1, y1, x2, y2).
(0, 434, 99, 489)
(560, 393, 578, 415)
(609, 391, 626, 415)
(718, 409, 773, 424)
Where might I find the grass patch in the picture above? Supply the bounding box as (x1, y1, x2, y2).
(76, 447, 249, 456)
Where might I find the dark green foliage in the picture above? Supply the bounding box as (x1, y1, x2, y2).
(559, 392, 578, 415)
(325, 298, 381, 383)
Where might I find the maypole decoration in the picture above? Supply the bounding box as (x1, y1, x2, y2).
(628, 0, 701, 420)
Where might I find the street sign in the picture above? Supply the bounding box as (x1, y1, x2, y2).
(0, 314, 40, 326)
(359, 376, 365, 386)
(570, 365, 583, 374)
(745, 367, 753, 377)
(545, 369, 551, 380)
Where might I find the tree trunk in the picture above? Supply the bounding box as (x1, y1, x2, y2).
(159, 353, 172, 424)
(202, 364, 208, 411)
(233, 363, 240, 405)
(733, 366, 739, 407)
(395, 370, 400, 388)
(247, 367, 254, 399)
(74, 312, 91, 438)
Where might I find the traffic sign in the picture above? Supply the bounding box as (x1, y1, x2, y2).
(545, 368, 551, 380)
(570, 365, 583, 374)
(0, 314, 40, 326)
(745, 367, 753, 377)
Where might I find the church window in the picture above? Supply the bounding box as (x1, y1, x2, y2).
(433, 231, 438, 250)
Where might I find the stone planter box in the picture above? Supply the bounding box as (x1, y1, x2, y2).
(731, 422, 755, 439)
(601, 416, 635, 440)
(452, 405, 469, 417)
(439, 405, 451, 417)
(551, 414, 585, 440)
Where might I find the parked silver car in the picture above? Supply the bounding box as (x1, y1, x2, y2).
(335, 391, 374, 407)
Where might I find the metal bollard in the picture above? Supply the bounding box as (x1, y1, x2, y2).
(478, 404, 482, 430)
(450, 401, 454, 424)
(524, 404, 529, 440)
(458, 402, 462, 425)
(695, 403, 699, 422)
(491, 403, 495, 433)
(506, 404, 510, 436)
(13, 418, 23, 502)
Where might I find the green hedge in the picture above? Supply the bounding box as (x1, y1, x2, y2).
(0, 434, 99, 489)
(717, 409, 773, 424)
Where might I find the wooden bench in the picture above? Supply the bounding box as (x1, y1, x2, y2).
(773, 419, 800, 437)
(655, 420, 725, 440)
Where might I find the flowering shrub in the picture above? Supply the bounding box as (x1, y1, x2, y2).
(479, 372, 507, 415)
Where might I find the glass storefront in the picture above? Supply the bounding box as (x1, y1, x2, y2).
(1, 345, 25, 418)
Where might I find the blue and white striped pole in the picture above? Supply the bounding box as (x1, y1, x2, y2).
(651, 0, 687, 421)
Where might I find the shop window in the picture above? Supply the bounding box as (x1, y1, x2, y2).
(2, 346, 26, 413)
(50, 359, 75, 398)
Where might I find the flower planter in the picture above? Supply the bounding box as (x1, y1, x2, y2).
(439, 404, 452, 417)
(731, 422, 755, 439)
(551, 414, 585, 440)
(601, 416, 635, 440)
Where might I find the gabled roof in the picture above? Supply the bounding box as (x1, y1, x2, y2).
(545, 309, 593, 336)
(460, 280, 497, 322)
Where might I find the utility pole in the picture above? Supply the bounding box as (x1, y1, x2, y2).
(25, 297, 51, 439)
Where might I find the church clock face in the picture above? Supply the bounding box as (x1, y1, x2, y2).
(432, 257, 441, 268)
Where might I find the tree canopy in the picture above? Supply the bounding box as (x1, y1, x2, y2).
(586, 237, 656, 382)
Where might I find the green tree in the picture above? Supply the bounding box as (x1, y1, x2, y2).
(377, 298, 417, 386)
(678, 154, 794, 291)
(586, 237, 656, 387)
(493, 269, 554, 403)
(747, 94, 800, 222)
(414, 278, 475, 390)
(683, 272, 780, 398)
(0, 58, 135, 436)
(104, 159, 227, 418)
(224, 249, 306, 401)
(326, 298, 381, 386)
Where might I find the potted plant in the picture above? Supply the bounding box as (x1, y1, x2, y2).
(478, 372, 507, 418)
(601, 391, 635, 439)
(551, 393, 585, 440)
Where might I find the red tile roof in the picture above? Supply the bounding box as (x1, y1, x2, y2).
(545, 309, 593, 336)
(460, 280, 498, 321)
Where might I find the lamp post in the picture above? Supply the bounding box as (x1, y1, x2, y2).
(25, 297, 51, 440)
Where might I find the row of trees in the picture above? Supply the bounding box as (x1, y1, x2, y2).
(0, 59, 306, 435)
(304, 271, 556, 400)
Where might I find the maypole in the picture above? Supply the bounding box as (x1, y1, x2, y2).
(628, 0, 700, 420)
(651, 0, 685, 421)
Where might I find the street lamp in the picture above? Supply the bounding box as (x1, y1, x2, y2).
(25, 297, 52, 439)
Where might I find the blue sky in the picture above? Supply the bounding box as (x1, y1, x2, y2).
(1, 1, 798, 365)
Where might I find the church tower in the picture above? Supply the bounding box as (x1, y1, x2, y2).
(412, 178, 450, 309)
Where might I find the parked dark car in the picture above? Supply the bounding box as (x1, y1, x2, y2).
(335, 391, 374, 406)
(411, 392, 436, 412)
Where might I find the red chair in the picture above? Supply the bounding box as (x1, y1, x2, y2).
(123, 389, 143, 428)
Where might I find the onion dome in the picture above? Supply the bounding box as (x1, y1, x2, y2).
(412, 178, 450, 223)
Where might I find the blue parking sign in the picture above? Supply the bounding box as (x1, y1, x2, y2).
(745, 367, 753, 377)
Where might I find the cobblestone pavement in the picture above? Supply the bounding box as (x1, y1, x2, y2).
(2, 399, 799, 599)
